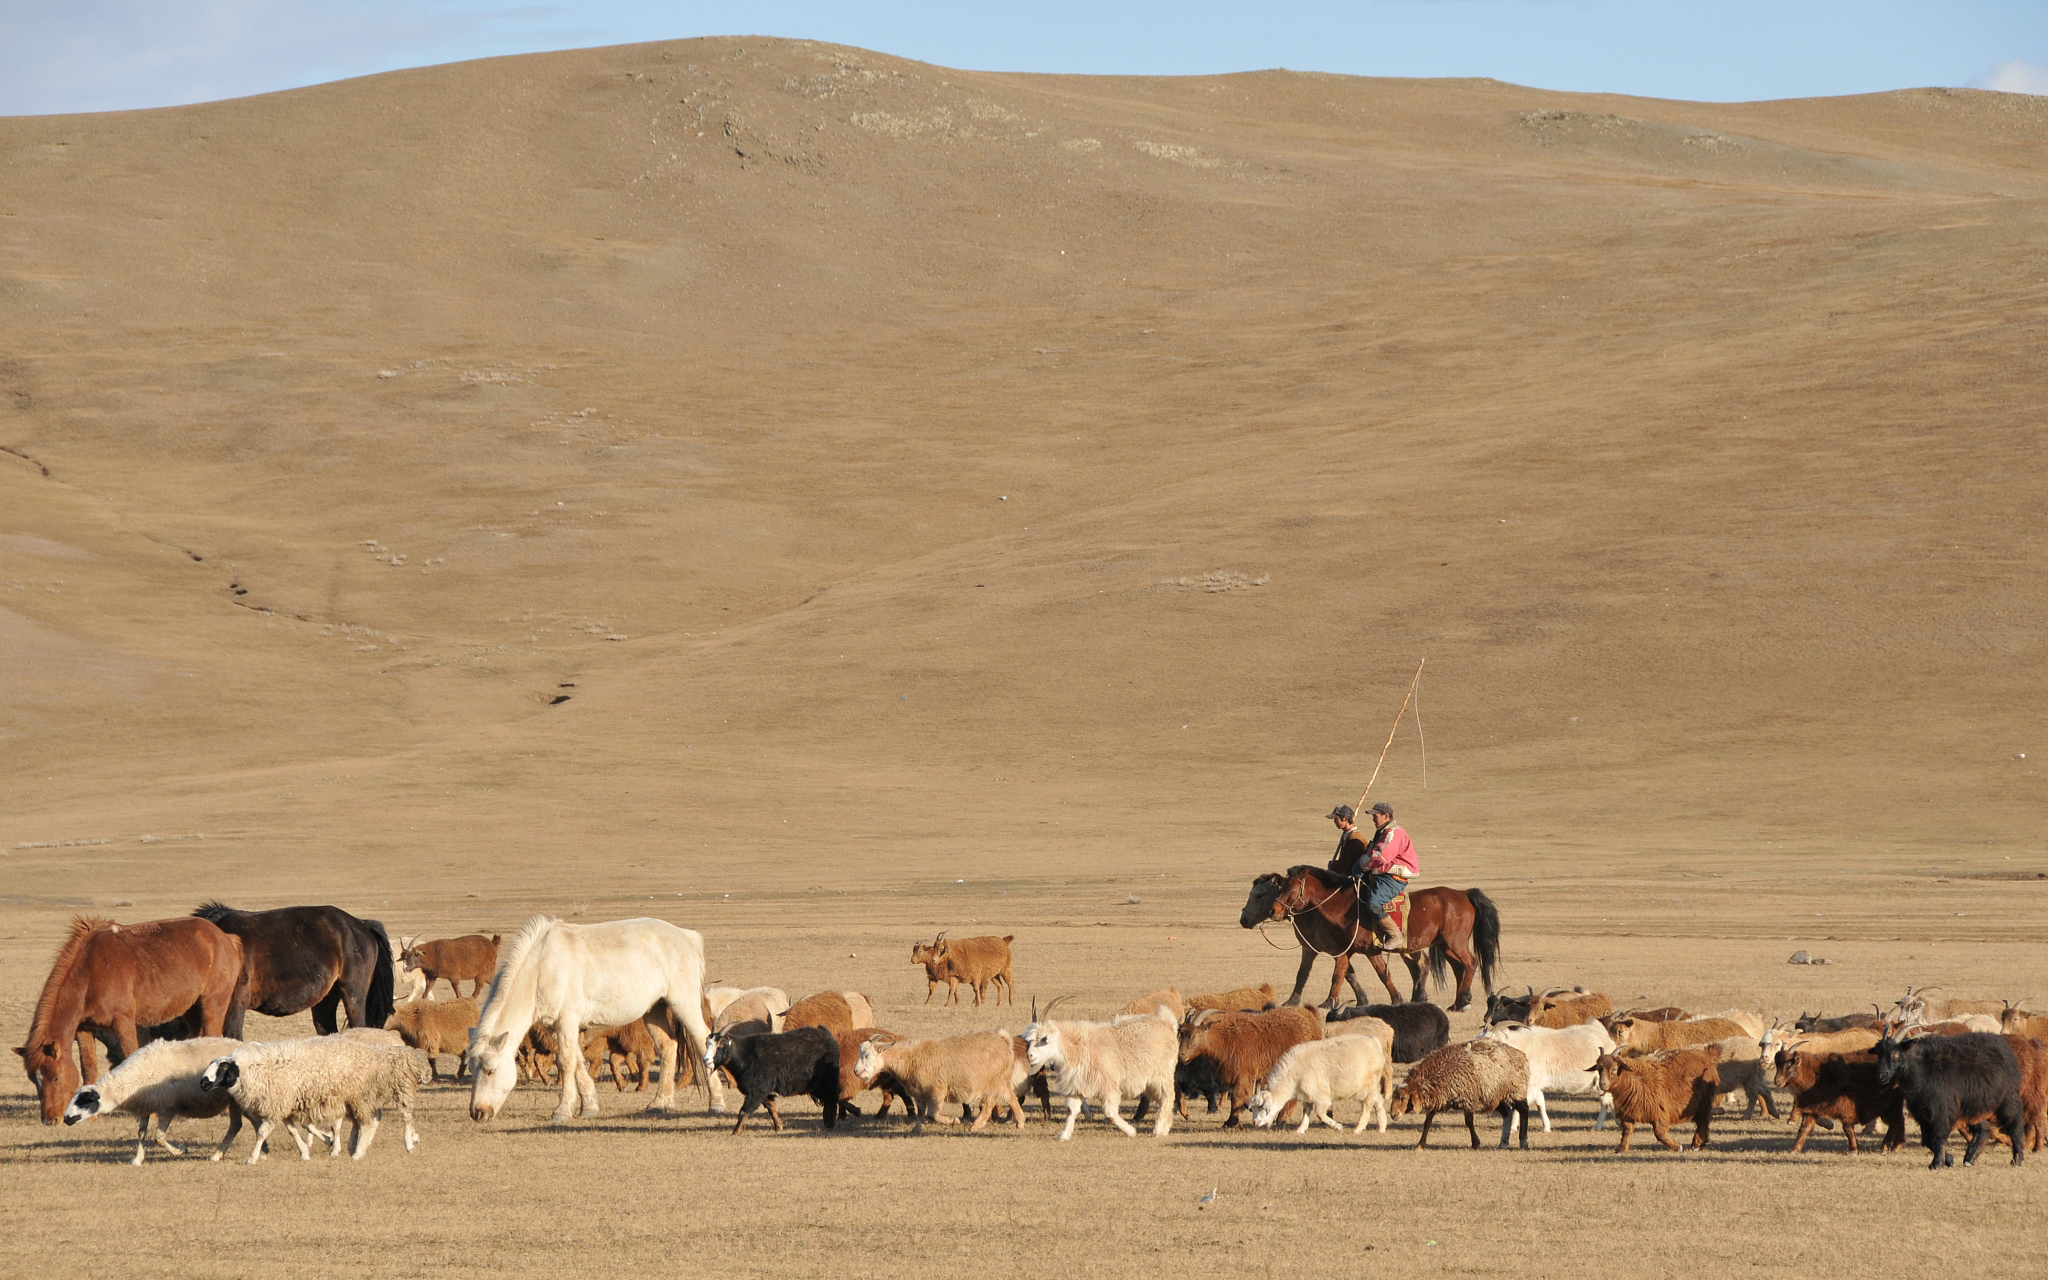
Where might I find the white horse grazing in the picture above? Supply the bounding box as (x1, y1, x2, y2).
(465, 915, 711, 1123)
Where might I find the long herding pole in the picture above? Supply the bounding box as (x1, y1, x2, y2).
(1356, 658, 1425, 812)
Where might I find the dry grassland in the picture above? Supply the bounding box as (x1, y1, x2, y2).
(3, 34, 2046, 1278)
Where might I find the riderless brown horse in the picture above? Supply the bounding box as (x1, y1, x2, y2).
(15, 916, 246, 1123)
(1240, 867, 1499, 1012)
(192, 902, 396, 1036)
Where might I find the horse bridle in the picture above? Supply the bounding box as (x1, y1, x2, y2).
(1267, 872, 1369, 957)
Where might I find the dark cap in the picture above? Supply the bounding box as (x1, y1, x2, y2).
(1369, 801, 1394, 818)
(1327, 804, 1355, 822)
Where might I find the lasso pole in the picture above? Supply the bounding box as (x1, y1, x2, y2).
(1356, 658, 1425, 812)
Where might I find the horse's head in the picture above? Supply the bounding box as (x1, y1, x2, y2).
(1239, 873, 1290, 929)
(16, 1039, 80, 1125)
(466, 1029, 519, 1121)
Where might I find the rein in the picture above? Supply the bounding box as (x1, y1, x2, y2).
(1269, 874, 1368, 957)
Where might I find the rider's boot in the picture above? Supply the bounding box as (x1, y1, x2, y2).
(1369, 912, 1399, 948)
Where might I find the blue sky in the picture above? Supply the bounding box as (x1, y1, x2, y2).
(4, 0, 2046, 117)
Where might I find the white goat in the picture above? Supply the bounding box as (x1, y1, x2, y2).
(1703, 1036, 1778, 1119)
(1480, 1020, 1617, 1132)
(392, 933, 429, 1003)
(200, 1037, 430, 1163)
(1248, 1035, 1392, 1134)
(62, 1037, 245, 1165)
(1022, 1000, 1176, 1140)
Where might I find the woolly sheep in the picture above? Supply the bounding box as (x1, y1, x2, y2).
(62, 1037, 245, 1165)
(1392, 1038, 1532, 1150)
(1479, 1020, 1617, 1133)
(200, 1037, 430, 1163)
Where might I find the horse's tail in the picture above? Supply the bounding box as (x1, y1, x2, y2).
(1426, 935, 1451, 998)
(1466, 887, 1501, 996)
(360, 917, 397, 1029)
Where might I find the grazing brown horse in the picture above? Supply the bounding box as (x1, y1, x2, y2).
(1240, 867, 1499, 1012)
(193, 902, 396, 1036)
(15, 916, 246, 1123)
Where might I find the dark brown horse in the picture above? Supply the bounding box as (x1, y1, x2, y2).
(15, 916, 246, 1122)
(193, 902, 395, 1036)
(1240, 867, 1499, 1012)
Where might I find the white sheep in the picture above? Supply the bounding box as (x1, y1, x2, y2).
(62, 1037, 245, 1165)
(1248, 1034, 1393, 1134)
(200, 1037, 430, 1163)
(1479, 1020, 1618, 1132)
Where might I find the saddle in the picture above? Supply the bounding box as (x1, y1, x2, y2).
(1349, 877, 1411, 953)
(1374, 889, 1412, 953)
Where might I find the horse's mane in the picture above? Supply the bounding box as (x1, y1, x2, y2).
(477, 914, 559, 1032)
(191, 901, 237, 924)
(1285, 865, 1349, 892)
(26, 916, 113, 1045)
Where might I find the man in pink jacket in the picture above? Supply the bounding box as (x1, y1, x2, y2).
(1345, 801, 1417, 946)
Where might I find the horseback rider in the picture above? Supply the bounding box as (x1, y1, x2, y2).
(1328, 801, 1417, 947)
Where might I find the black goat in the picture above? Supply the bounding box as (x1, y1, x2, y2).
(706, 1025, 842, 1135)
(1130, 1054, 1229, 1125)
(1330, 1001, 1450, 1063)
(1874, 1033, 2026, 1170)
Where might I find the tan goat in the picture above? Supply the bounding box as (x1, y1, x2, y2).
(384, 997, 479, 1082)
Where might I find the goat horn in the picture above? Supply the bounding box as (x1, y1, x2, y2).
(1030, 996, 1038, 1024)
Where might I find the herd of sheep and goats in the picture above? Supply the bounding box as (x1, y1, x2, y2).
(18, 901, 2046, 1173)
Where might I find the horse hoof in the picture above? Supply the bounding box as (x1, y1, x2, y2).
(581, 1106, 601, 1119)
(549, 1110, 573, 1124)
(708, 1102, 726, 1115)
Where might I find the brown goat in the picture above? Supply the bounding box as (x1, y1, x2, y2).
(2003, 1034, 2048, 1153)
(1999, 1005, 2048, 1043)
(1176, 1007, 1323, 1127)
(1123, 988, 1187, 1022)
(383, 996, 480, 1082)
(1615, 1006, 1688, 1023)
(1391, 1039, 1532, 1149)
(784, 991, 876, 1035)
(403, 933, 500, 1000)
(580, 1018, 662, 1092)
(833, 1028, 909, 1118)
(1595, 1046, 1722, 1152)
(517, 1025, 560, 1084)
(1184, 984, 1278, 1017)
(1528, 991, 1612, 1029)
(928, 933, 1015, 1007)
(1608, 1016, 1747, 1052)
(1774, 1049, 1905, 1154)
